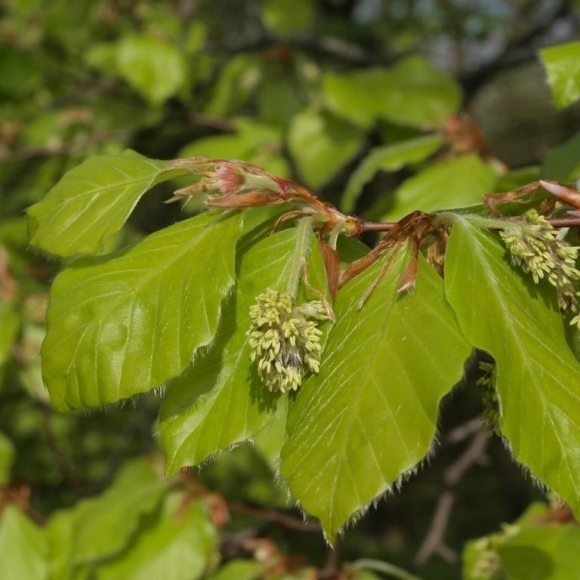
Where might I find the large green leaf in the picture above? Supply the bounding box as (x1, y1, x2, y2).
(280, 249, 471, 539)
(445, 217, 580, 517)
(323, 57, 461, 130)
(381, 154, 497, 222)
(0, 505, 48, 580)
(72, 457, 167, 563)
(42, 211, 244, 411)
(540, 41, 580, 109)
(341, 134, 443, 213)
(97, 492, 217, 580)
(160, 225, 327, 474)
(27, 150, 189, 257)
(287, 109, 365, 189)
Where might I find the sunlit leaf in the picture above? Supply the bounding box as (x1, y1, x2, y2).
(342, 134, 443, 213)
(27, 151, 190, 257)
(445, 216, 580, 518)
(381, 154, 497, 221)
(280, 249, 471, 539)
(72, 458, 166, 563)
(540, 41, 580, 109)
(160, 225, 327, 474)
(42, 211, 245, 411)
(323, 57, 461, 129)
(117, 34, 188, 105)
(287, 109, 365, 189)
(0, 505, 48, 580)
(97, 492, 217, 580)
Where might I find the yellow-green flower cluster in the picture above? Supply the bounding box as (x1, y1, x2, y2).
(500, 209, 580, 325)
(247, 289, 328, 393)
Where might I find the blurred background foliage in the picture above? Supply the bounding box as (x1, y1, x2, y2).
(1, 0, 580, 578)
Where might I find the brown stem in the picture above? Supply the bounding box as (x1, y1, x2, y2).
(228, 502, 322, 532)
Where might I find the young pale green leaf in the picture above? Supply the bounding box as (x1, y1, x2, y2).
(72, 457, 166, 563)
(342, 134, 443, 213)
(323, 57, 461, 130)
(280, 250, 471, 539)
(445, 217, 580, 518)
(0, 505, 48, 580)
(381, 154, 497, 222)
(27, 150, 190, 257)
(97, 492, 217, 580)
(42, 211, 244, 411)
(287, 109, 365, 189)
(159, 226, 327, 474)
(540, 41, 580, 109)
(117, 34, 189, 105)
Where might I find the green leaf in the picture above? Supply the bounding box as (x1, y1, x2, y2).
(179, 118, 289, 177)
(280, 250, 471, 539)
(27, 151, 189, 257)
(206, 560, 265, 580)
(42, 211, 244, 411)
(496, 510, 580, 579)
(262, 0, 314, 37)
(323, 57, 461, 130)
(97, 492, 217, 580)
(72, 457, 166, 563)
(159, 225, 327, 474)
(541, 131, 580, 182)
(0, 505, 48, 580)
(445, 217, 580, 518)
(381, 154, 497, 222)
(540, 41, 580, 109)
(45, 509, 76, 580)
(341, 134, 443, 213)
(287, 109, 365, 189)
(0, 431, 14, 486)
(117, 34, 188, 105)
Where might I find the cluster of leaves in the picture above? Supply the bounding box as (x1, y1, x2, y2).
(22, 37, 580, 546)
(3, 0, 580, 577)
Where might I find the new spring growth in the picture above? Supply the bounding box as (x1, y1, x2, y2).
(500, 209, 580, 326)
(247, 289, 329, 393)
